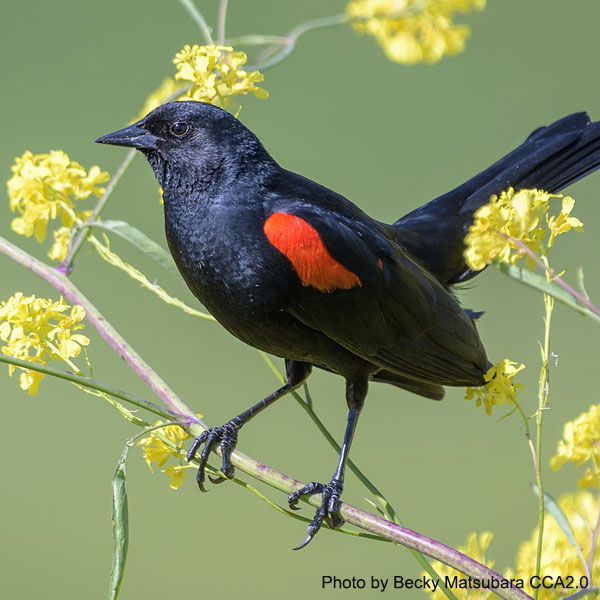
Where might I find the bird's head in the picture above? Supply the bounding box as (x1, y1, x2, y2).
(95, 100, 272, 193)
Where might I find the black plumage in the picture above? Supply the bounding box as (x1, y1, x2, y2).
(95, 102, 600, 547)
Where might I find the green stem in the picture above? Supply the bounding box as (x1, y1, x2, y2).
(217, 0, 228, 46)
(293, 389, 458, 600)
(0, 238, 533, 598)
(177, 0, 213, 44)
(45, 339, 82, 374)
(259, 353, 456, 600)
(588, 487, 600, 578)
(533, 256, 554, 600)
(249, 8, 419, 71)
(250, 13, 350, 70)
(61, 149, 136, 274)
(225, 34, 288, 47)
(230, 478, 387, 542)
(0, 235, 201, 424)
(502, 237, 600, 321)
(63, 83, 194, 275)
(88, 234, 214, 320)
(0, 353, 171, 420)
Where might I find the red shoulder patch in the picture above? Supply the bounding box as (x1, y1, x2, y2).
(264, 212, 362, 292)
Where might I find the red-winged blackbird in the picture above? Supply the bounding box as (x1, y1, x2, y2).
(96, 102, 600, 548)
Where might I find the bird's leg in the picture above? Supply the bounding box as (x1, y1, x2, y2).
(187, 360, 311, 491)
(288, 378, 367, 549)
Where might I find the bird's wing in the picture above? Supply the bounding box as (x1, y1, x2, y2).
(264, 204, 487, 386)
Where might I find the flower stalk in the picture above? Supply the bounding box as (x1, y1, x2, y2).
(0, 232, 533, 600)
(60, 148, 137, 274)
(0, 234, 199, 423)
(533, 273, 554, 600)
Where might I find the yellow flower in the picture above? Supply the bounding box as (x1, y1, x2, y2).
(47, 304, 89, 360)
(511, 491, 599, 599)
(47, 226, 72, 262)
(423, 531, 496, 599)
(465, 359, 525, 416)
(173, 44, 268, 108)
(547, 195, 583, 247)
(17, 368, 46, 395)
(347, 0, 485, 64)
(463, 188, 581, 271)
(164, 465, 188, 490)
(135, 77, 185, 121)
(138, 421, 192, 489)
(550, 404, 600, 487)
(7, 150, 109, 260)
(0, 292, 89, 395)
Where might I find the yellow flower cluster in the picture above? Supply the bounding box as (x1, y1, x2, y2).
(7, 150, 109, 262)
(347, 0, 485, 64)
(423, 532, 496, 600)
(511, 491, 599, 599)
(424, 493, 600, 600)
(465, 359, 525, 416)
(173, 44, 268, 108)
(138, 421, 191, 490)
(0, 292, 89, 395)
(464, 188, 582, 271)
(551, 404, 600, 488)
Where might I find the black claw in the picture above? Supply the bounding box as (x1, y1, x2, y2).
(293, 531, 316, 551)
(294, 515, 324, 550)
(288, 481, 322, 510)
(187, 421, 240, 490)
(187, 430, 208, 462)
(289, 478, 344, 548)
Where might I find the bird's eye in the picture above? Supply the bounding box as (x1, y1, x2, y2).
(171, 122, 190, 137)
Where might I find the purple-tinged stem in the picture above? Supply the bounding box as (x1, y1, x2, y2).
(506, 236, 600, 319)
(0, 235, 199, 423)
(227, 449, 532, 600)
(0, 234, 533, 599)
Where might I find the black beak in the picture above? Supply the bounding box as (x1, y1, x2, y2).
(94, 123, 160, 150)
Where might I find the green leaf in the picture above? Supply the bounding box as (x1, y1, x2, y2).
(109, 446, 130, 600)
(533, 485, 589, 577)
(495, 261, 600, 324)
(92, 220, 177, 274)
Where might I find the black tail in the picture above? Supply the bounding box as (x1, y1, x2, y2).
(394, 113, 600, 285)
(371, 369, 444, 400)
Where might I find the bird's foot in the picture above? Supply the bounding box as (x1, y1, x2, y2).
(186, 418, 241, 491)
(288, 478, 344, 549)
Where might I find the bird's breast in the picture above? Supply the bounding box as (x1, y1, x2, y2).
(163, 200, 295, 327)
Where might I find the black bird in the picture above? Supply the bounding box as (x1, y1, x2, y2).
(96, 102, 600, 548)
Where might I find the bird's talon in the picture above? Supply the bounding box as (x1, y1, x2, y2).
(293, 531, 316, 551)
(186, 431, 208, 462)
(288, 479, 344, 547)
(187, 421, 240, 490)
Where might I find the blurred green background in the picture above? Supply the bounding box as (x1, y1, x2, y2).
(2, 1, 600, 597)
